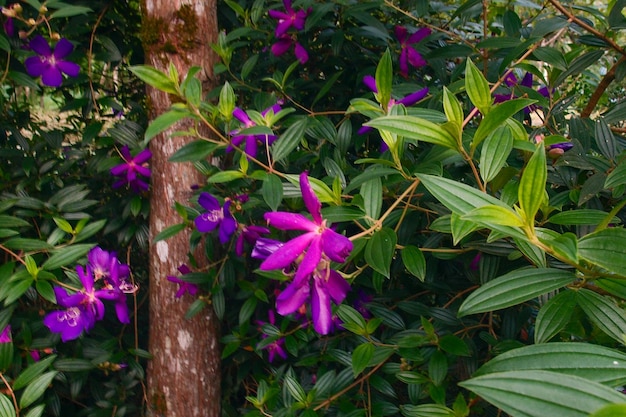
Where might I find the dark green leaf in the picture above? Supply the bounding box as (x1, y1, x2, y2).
(53, 359, 95, 372)
(271, 118, 308, 163)
(480, 126, 514, 183)
(352, 343, 375, 377)
(365, 228, 397, 278)
(42, 244, 95, 270)
(577, 288, 626, 345)
(153, 223, 186, 243)
(578, 228, 626, 274)
(262, 174, 283, 212)
(13, 355, 57, 390)
(0, 394, 15, 417)
(169, 140, 219, 163)
(19, 371, 58, 409)
(473, 99, 536, 150)
(534, 290, 577, 343)
(401, 245, 426, 281)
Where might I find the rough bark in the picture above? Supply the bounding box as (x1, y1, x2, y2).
(141, 1, 220, 416)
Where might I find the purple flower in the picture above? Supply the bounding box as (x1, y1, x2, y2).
(494, 72, 550, 113)
(395, 26, 430, 78)
(260, 172, 353, 334)
(268, 0, 310, 37)
(257, 310, 288, 363)
(0, 326, 11, 343)
(194, 193, 237, 244)
(252, 238, 285, 260)
(548, 141, 573, 159)
(271, 34, 309, 64)
(24, 35, 80, 87)
(228, 104, 281, 159)
(236, 224, 271, 256)
(111, 145, 152, 192)
(167, 264, 199, 298)
(43, 265, 129, 342)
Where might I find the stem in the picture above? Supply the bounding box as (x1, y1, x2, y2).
(580, 56, 626, 118)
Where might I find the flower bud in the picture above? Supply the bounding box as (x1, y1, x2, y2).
(39, 5, 48, 13)
(50, 32, 60, 40)
(12, 4, 22, 14)
(27, 18, 36, 26)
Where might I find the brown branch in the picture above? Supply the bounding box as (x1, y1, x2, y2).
(548, 0, 626, 57)
(581, 55, 626, 118)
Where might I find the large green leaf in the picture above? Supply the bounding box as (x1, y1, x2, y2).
(534, 290, 577, 343)
(262, 174, 283, 212)
(547, 209, 620, 226)
(365, 116, 458, 150)
(19, 371, 58, 409)
(42, 244, 95, 271)
(460, 370, 626, 417)
(271, 118, 308, 163)
(168, 140, 220, 163)
(352, 342, 374, 377)
(457, 268, 576, 317)
(361, 177, 382, 222)
(365, 228, 397, 278)
(577, 288, 626, 345)
(590, 403, 626, 417)
(375, 49, 393, 109)
(129, 65, 177, 95)
(465, 59, 492, 114)
(474, 342, 626, 386)
(0, 394, 15, 417)
(401, 245, 426, 281)
(145, 108, 191, 141)
(473, 99, 536, 150)
(400, 404, 455, 417)
(578, 228, 626, 275)
(518, 144, 546, 225)
(480, 126, 514, 183)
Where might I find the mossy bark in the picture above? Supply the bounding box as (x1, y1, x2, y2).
(140, 1, 219, 416)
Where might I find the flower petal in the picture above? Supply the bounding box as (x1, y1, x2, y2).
(363, 75, 377, 93)
(198, 192, 220, 211)
(260, 232, 315, 271)
(265, 211, 316, 231)
(276, 278, 310, 315)
(57, 59, 79, 77)
(407, 27, 431, 44)
(300, 172, 322, 224)
(271, 37, 292, 57)
(29, 35, 51, 56)
(311, 277, 333, 334)
(294, 235, 322, 282)
(397, 87, 428, 107)
(326, 269, 351, 304)
(321, 229, 353, 263)
(24, 56, 46, 77)
(53, 38, 74, 59)
(41, 67, 63, 87)
(294, 42, 309, 64)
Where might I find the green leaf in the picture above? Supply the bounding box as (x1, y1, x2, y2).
(442, 87, 463, 127)
(605, 161, 626, 189)
(352, 343, 375, 377)
(461, 370, 626, 417)
(42, 244, 95, 270)
(336, 304, 367, 334)
(0, 342, 13, 372)
(271, 118, 308, 163)
(19, 371, 58, 409)
(465, 59, 492, 114)
(365, 228, 397, 278)
(472, 99, 536, 150)
(595, 117, 617, 161)
(578, 228, 626, 275)
(3, 238, 53, 252)
(12, 355, 57, 391)
(23, 404, 44, 417)
(53, 359, 96, 372)
(0, 394, 15, 417)
(428, 350, 448, 385)
(438, 334, 470, 356)
(49, 5, 92, 18)
(375, 49, 393, 109)
(534, 290, 577, 343)
(169, 140, 219, 163)
(396, 371, 429, 385)
(283, 374, 306, 404)
(0, 215, 30, 229)
(590, 403, 626, 417)
(35, 280, 55, 304)
(129, 65, 178, 95)
(577, 288, 626, 345)
(145, 109, 190, 142)
(518, 144, 546, 225)
(400, 403, 455, 417)
(365, 116, 458, 150)
(262, 174, 283, 211)
(475, 342, 626, 386)
(480, 126, 514, 183)
(153, 223, 186, 243)
(457, 268, 576, 317)
(207, 170, 245, 183)
(548, 210, 620, 226)
(401, 245, 426, 281)
(462, 205, 524, 227)
(361, 177, 382, 222)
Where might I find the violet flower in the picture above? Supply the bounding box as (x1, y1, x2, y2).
(395, 26, 430, 78)
(252, 238, 285, 260)
(257, 310, 288, 363)
(0, 326, 11, 343)
(494, 72, 550, 113)
(194, 193, 237, 244)
(271, 34, 309, 64)
(236, 224, 271, 256)
(167, 264, 199, 298)
(268, 0, 310, 37)
(228, 104, 281, 159)
(24, 35, 80, 87)
(548, 141, 573, 158)
(111, 145, 152, 192)
(260, 172, 353, 334)
(43, 265, 129, 342)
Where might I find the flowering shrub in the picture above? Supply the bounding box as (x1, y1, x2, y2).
(2, 0, 626, 417)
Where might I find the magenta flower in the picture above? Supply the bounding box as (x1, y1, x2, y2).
(111, 145, 152, 192)
(260, 172, 353, 334)
(228, 104, 281, 159)
(395, 26, 430, 77)
(24, 35, 80, 87)
(268, 0, 310, 37)
(43, 265, 129, 342)
(194, 193, 237, 244)
(271, 34, 309, 64)
(167, 264, 199, 298)
(0, 326, 11, 343)
(236, 224, 271, 256)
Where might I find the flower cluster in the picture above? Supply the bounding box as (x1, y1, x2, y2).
(111, 145, 152, 192)
(269, 0, 311, 64)
(43, 247, 135, 342)
(257, 172, 353, 334)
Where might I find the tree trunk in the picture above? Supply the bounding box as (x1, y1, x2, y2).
(140, 1, 219, 416)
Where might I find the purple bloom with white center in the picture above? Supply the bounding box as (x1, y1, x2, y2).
(236, 224, 271, 256)
(268, 0, 310, 37)
(395, 26, 430, 78)
(194, 193, 237, 244)
(167, 264, 199, 298)
(260, 172, 353, 334)
(0, 325, 10, 343)
(271, 34, 309, 64)
(228, 104, 281, 159)
(24, 35, 80, 87)
(111, 145, 152, 192)
(43, 265, 129, 342)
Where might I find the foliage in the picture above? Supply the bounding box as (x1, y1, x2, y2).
(2, 0, 626, 416)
